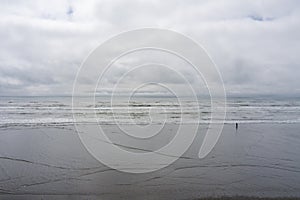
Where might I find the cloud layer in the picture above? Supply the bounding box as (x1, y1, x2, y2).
(0, 0, 299, 96)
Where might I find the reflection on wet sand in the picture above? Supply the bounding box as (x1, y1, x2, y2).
(0, 124, 300, 199)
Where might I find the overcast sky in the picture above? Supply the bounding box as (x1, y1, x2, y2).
(0, 0, 299, 96)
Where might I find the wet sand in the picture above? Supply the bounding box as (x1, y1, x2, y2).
(0, 123, 300, 199)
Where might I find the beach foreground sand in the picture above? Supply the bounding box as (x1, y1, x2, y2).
(0, 123, 299, 199)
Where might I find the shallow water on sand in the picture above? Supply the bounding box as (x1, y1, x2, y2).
(0, 123, 299, 199)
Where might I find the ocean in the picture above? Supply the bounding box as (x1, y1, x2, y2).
(1, 96, 300, 128)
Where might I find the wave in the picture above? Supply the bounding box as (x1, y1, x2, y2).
(1, 96, 300, 127)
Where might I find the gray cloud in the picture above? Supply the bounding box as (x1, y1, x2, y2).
(0, 0, 299, 96)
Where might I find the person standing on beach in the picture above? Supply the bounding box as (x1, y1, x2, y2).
(235, 123, 238, 130)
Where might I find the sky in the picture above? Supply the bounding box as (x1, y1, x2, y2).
(0, 0, 299, 96)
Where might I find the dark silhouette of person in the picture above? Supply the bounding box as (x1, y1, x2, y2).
(235, 123, 238, 130)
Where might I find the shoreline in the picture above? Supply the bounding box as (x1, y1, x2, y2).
(0, 123, 299, 199)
